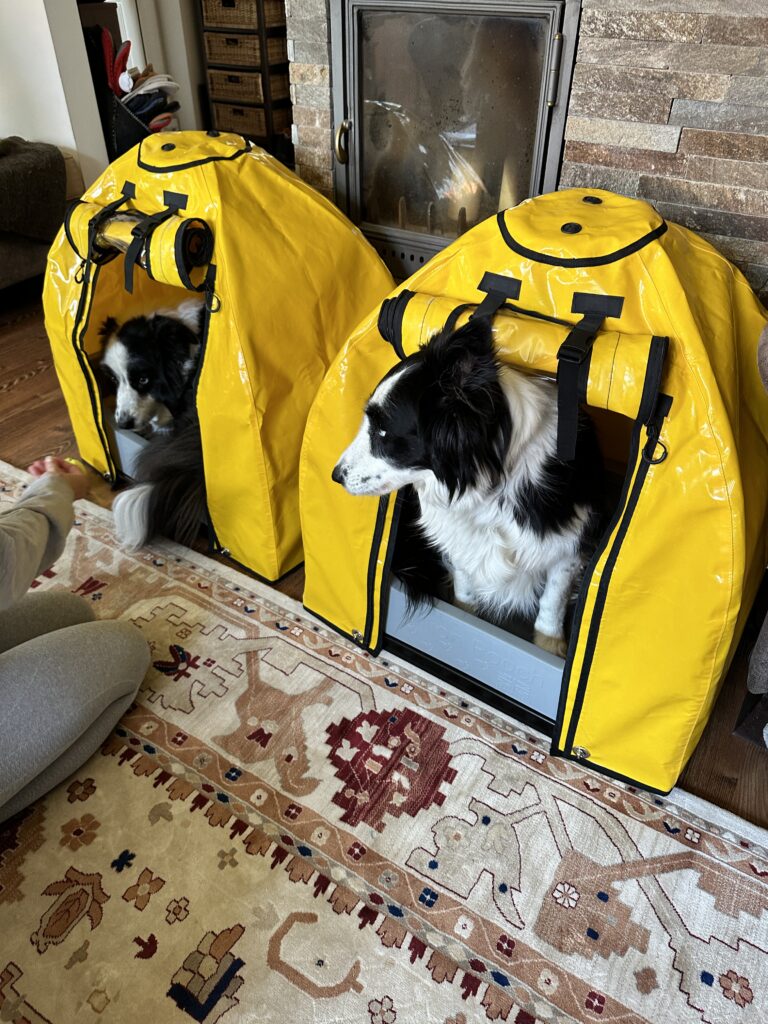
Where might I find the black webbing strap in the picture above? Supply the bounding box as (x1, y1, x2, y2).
(556, 311, 605, 462)
(472, 271, 522, 320)
(442, 302, 473, 335)
(86, 183, 135, 263)
(124, 209, 173, 293)
(123, 191, 187, 293)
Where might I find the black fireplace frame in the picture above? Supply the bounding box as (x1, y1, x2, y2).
(330, 0, 582, 277)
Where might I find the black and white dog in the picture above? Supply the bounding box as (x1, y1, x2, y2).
(100, 300, 208, 550)
(332, 316, 604, 656)
(99, 299, 204, 433)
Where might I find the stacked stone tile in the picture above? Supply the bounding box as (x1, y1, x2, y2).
(561, 0, 768, 302)
(285, 0, 334, 198)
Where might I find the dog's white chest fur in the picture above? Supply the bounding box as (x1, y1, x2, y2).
(415, 479, 584, 619)
(414, 371, 589, 635)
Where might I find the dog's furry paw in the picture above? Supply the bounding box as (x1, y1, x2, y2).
(533, 630, 568, 659)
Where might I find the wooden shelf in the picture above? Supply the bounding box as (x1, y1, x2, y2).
(198, 0, 293, 157)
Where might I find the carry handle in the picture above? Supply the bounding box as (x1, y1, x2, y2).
(472, 271, 522, 319)
(556, 312, 605, 462)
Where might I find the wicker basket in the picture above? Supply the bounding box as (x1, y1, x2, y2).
(202, 0, 286, 29)
(204, 31, 288, 67)
(214, 102, 267, 137)
(214, 102, 291, 137)
(208, 68, 290, 104)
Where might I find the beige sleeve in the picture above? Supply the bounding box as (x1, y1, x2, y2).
(0, 474, 75, 610)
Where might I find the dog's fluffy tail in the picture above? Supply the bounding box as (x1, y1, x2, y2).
(113, 418, 207, 551)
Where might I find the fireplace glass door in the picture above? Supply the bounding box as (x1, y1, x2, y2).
(332, 1, 579, 276)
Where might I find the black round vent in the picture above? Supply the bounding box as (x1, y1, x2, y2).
(561, 222, 582, 234)
(582, 196, 602, 205)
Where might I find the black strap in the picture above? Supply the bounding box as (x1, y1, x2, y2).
(377, 290, 415, 359)
(123, 194, 186, 293)
(86, 189, 134, 263)
(572, 292, 624, 319)
(556, 311, 604, 462)
(123, 208, 172, 293)
(443, 303, 473, 335)
(472, 271, 522, 320)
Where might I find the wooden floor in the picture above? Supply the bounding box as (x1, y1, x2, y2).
(2, 277, 766, 828)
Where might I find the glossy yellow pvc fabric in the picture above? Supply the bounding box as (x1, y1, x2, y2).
(301, 188, 768, 793)
(43, 131, 393, 580)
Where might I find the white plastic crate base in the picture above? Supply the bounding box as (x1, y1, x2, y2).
(103, 410, 149, 479)
(384, 578, 564, 723)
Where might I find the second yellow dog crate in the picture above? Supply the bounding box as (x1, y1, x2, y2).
(301, 188, 768, 793)
(43, 130, 393, 580)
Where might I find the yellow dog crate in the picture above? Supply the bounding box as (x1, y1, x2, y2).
(43, 131, 393, 581)
(301, 188, 768, 793)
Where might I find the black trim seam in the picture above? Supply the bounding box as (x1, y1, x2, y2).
(174, 221, 207, 292)
(497, 213, 668, 268)
(378, 290, 415, 359)
(137, 136, 251, 172)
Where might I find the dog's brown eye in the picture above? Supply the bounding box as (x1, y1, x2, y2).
(138, 377, 149, 386)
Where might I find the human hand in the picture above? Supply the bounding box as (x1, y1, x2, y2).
(27, 456, 91, 502)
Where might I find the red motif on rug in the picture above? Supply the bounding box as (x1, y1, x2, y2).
(326, 708, 457, 832)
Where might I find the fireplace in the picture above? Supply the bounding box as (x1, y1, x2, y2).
(329, 0, 580, 276)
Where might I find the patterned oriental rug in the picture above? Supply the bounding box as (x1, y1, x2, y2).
(0, 461, 767, 1024)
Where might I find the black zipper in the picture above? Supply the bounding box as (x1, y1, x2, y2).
(362, 495, 391, 647)
(191, 266, 221, 556)
(562, 444, 653, 753)
(369, 489, 406, 655)
(71, 259, 116, 480)
(555, 338, 671, 758)
(69, 190, 139, 481)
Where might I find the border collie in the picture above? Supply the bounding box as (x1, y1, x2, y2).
(332, 316, 604, 656)
(99, 299, 204, 433)
(101, 301, 208, 551)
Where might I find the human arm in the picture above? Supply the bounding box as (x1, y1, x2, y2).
(0, 458, 90, 610)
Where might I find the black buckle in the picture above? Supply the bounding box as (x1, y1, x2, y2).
(557, 337, 594, 364)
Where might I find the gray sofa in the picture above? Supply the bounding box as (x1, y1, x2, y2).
(0, 139, 83, 290)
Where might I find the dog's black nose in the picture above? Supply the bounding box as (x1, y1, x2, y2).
(116, 415, 135, 430)
(331, 463, 345, 485)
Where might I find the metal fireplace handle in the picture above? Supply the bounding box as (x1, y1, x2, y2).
(334, 120, 352, 164)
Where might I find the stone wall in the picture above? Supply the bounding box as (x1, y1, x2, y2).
(285, 0, 334, 199)
(561, 0, 768, 303)
(284, 0, 768, 300)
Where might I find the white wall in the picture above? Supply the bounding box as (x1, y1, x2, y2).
(0, 0, 108, 185)
(0, 1, 76, 151)
(43, 0, 109, 185)
(0, 0, 203, 187)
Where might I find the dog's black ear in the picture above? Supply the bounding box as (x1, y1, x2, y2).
(98, 317, 118, 343)
(152, 318, 199, 416)
(422, 316, 512, 499)
(428, 316, 497, 398)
